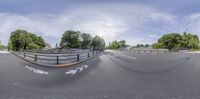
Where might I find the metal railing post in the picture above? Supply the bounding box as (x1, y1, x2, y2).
(57, 56, 59, 64)
(35, 54, 37, 62)
(77, 54, 80, 61)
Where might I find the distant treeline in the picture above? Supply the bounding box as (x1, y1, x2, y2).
(8, 29, 105, 51)
(106, 40, 126, 49)
(60, 30, 105, 50)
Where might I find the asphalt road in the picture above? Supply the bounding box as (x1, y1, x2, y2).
(1, 50, 200, 99)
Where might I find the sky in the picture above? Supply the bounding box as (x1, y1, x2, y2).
(1, 0, 200, 47)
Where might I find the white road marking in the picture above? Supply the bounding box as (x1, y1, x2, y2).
(65, 70, 77, 75)
(82, 65, 88, 69)
(76, 67, 83, 72)
(65, 65, 88, 75)
(0, 51, 10, 54)
(187, 51, 200, 54)
(25, 65, 48, 75)
(25, 66, 34, 71)
(33, 69, 49, 75)
(118, 53, 137, 60)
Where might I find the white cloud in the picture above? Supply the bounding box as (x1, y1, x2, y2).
(0, 4, 189, 47)
(184, 14, 200, 37)
(149, 34, 158, 38)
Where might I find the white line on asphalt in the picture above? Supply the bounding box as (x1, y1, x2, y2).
(187, 51, 200, 54)
(65, 70, 77, 75)
(25, 65, 34, 70)
(65, 65, 88, 75)
(118, 54, 137, 60)
(76, 67, 83, 72)
(0, 51, 10, 54)
(25, 66, 49, 75)
(82, 65, 88, 69)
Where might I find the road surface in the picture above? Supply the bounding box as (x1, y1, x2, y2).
(1, 50, 200, 99)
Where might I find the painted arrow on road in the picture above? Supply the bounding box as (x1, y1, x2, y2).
(82, 65, 88, 69)
(76, 65, 88, 72)
(65, 70, 77, 75)
(65, 65, 88, 75)
(76, 67, 83, 72)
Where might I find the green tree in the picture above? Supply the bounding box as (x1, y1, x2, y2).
(9, 29, 27, 51)
(112, 40, 120, 49)
(136, 44, 144, 48)
(60, 30, 81, 48)
(152, 32, 199, 50)
(181, 32, 199, 49)
(36, 36, 45, 49)
(119, 40, 126, 48)
(91, 35, 105, 50)
(7, 41, 13, 50)
(152, 43, 162, 49)
(27, 43, 39, 50)
(8, 29, 46, 51)
(0, 40, 2, 49)
(188, 37, 199, 49)
(81, 33, 92, 49)
(106, 40, 121, 49)
(157, 33, 182, 50)
(144, 44, 150, 48)
(0, 45, 2, 49)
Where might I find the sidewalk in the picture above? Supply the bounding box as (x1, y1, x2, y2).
(186, 51, 200, 53)
(0, 50, 10, 54)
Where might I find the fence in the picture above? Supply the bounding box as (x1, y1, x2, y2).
(14, 50, 100, 65)
(25, 49, 91, 54)
(121, 48, 171, 54)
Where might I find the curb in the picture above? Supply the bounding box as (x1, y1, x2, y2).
(10, 51, 101, 68)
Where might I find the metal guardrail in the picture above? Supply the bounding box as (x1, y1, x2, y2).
(14, 50, 101, 65)
(25, 49, 91, 54)
(121, 49, 171, 54)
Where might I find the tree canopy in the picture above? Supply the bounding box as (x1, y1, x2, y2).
(0, 44, 2, 49)
(81, 33, 92, 49)
(106, 40, 126, 49)
(60, 30, 105, 50)
(152, 32, 200, 50)
(91, 35, 105, 50)
(60, 30, 81, 48)
(119, 40, 126, 48)
(0, 40, 2, 49)
(8, 29, 46, 51)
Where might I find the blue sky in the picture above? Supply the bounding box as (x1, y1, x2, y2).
(1, 0, 200, 46)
